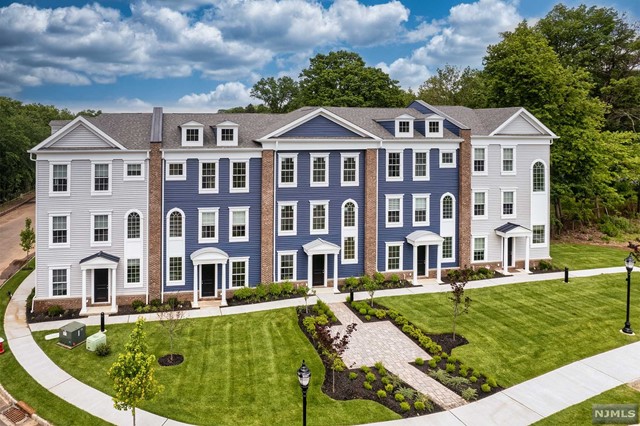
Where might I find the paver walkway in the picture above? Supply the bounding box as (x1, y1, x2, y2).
(330, 303, 466, 410)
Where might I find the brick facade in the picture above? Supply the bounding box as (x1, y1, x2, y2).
(148, 142, 163, 301)
(261, 150, 275, 283)
(364, 149, 378, 275)
(458, 129, 472, 268)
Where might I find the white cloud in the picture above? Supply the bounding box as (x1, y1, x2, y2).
(115, 97, 153, 111)
(377, 59, 429, 90)
(177, 82, 257, 111)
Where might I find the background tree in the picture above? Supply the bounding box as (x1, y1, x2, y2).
(156, 305, 186, 364)
(20, 217, 35, 258)
(109, 318, 163, 426)
(297, 51, 406, 107)
(76, 109, 102, 117)
(250, 76, 299, 113)
(417, 65, 488, 108)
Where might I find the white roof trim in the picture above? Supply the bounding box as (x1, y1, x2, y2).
(395, 113, 415, 120)
(31, 115, 126, 152)
(490, 108, 558, 138)
(302, 238, 341, 255)
(425, 113, 444, 120)
(180, 120, 204, 127)
(495, 226, 532, 238)
(406, 230, 444, 246)
(412, 100, 469, 130)
(259, 108, 381, 140)
(216, 120, 239, 127)
(190, 247, 229, 265)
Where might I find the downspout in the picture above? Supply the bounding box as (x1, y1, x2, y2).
(29, 152, 37, 313)
(376, 140, 382, 272)
(160, 150, 165, 303)
(273, 140, 278, 283)
(145, 150, 150, 305)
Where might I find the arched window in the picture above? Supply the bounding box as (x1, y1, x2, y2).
(169, 211, 183, 238)
(343, 202, 356, 228)
(442, 195, 453, 220)
(533, 161, 545, 192)
(127, 212, 140, 239)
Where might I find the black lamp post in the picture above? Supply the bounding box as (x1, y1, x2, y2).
(621, 254, 635, 335)
(297, 360, 311, 426)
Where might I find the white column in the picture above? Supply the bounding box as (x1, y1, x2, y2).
(333, 253, 339, 293)
(412, 245, 418, 286)
(81, 269, 87, 314)
(221, 263, 227, 306)
(193, 264, 199, 308)
(502, 237, 509, 275)
(307, 255, 313, 289)
(324, 254, 328, 287)
(524, 236, 531, 273)
(214, 265, 218, 298)
(425, 246, 429, 279)
(111, 268, 117, 313)
(436, 244, 442, 283)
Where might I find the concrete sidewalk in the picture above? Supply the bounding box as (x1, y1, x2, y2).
(7, 265, 640, 425)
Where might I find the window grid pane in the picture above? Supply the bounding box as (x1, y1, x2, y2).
(231, 261, 246, 287)
(343, 157, 356, 182)
(344, 237, 355, 260)
(52, 269, 67, 296)
(281, 205, 294, 231)
(429, 121, 439, 133)
(312, 157, 326, 183)
(169, 257, 182, 281)
(127, 259, 140, 283)
(169, 163, 183, 176)
(127, 212, 140, 239)
(443, 237, 453, 259)
(169, 212, 182, 238)
(127, 163, 142, 176)
(201, 211, 216, 239)
(399, 121, 410, 133)
(415, 197, 427, 223)
(202, 163, 216, 189)
(473, 238, 485, 261)
(232, 162, 247, 189)
(344, 202, 355, 227)
(503, 148, 513, 172)
(533, 225, 545, 244)
(473, 148, 485, 172)
(94, 215, 109, 242)
(52, 164, 67, 192)
(221, 128, 234, 141)
(186, 128, 199, 142)
(388, 246, 400, 270)
(52, 216, 67, 244)
(474, 193, 485, 217)
(415, 152, 427, 177)
(232, 210, 246, 237)
(94, 164, 109, 191)
(503, 192, 514, 216)
(280, 255, 294, 280)
(442, 152, 453, 164)
(442, 196, 453, 219)
(533, 162, 545, 192)
(388, 152, 401, 177)
(312, 204, 326, 230)
(388, 198, 400, 223)
(281, 158, 295, 183)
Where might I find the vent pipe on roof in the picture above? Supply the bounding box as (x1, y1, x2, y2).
(150, 107, 163, 143)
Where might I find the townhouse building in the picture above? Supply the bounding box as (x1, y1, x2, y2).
(29, 102, 555, 313)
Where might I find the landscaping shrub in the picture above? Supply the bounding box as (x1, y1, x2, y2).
(131, 299, 145, 310)
(360, 275, 373, 288)
(365, 372, 376, 383)
(385, 384, 394, 392)
(254, 284, 268, 300)
(538, 259, 554, 271)
(375, 309, 386, 319)
(95, 342, 111, 357)
(415, 394, 434, 412)
(268, 282, 283, 298)
(394, 393, 405, 402)
(281, 281, 294, 295)
(376, 390, 387, 399)
(469, 376, 478, 383)
(461, 387, 478, 401)
(390, 274, 400, 284)
(373, 271, 385, 285)
(233, 287, 253, 301)
(433, 355, 442, 363)
(428, 359, 437, 368)
(481, 384, 491, 393)
(446, 363, 456, 373)
(381, 377, 390, 385)
(47, 305, 64, 317)
(487, 377, 498, 388)
(360, 365, 370, 373)
(363, 382, 373, 390)
(365, 315, 371, 321)
(448, 376, 471, 391)
(359, 308, 367, 315)
(349, 372, 357, 380)
(396, 386, 416, 401)
(459, 365, 469, 377)
(344, 276, 359, 290)
(394, 315, 408, 326)
(387, 309, 399, 320)
(149, 298, 162, 308)
(166, 297, 179, 309)
(414, 401, 425, 411)
(400, 402, 411, 412)
(415, 357, 424, 366)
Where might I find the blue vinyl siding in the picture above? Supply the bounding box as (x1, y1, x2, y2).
(280, 116, 361, 138)
(378, 120, 395, 136)
(164, 158, 262, 291)
(276, 150, 365, 281)
(409, 101, 461, 136)
(377, 148, 459, 271)
(415, 120, 425, 136)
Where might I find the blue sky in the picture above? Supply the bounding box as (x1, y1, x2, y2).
(0, 0, 637, 112)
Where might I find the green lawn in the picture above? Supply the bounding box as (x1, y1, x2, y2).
(534, 385, 640, 425)
(550, 243, 631, 270)
(379, 274, 640, 387)
(34, 308, 399, 425)
(0, 261, 111, 426)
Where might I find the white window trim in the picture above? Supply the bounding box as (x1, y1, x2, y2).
(309, 200, 329, 235)
(166, 161, 187, 181)
(442, 236, 455, 263)
(48, 212, 70, 249)
(395, 119, 414, 137)
(49, 162, 70, 197)
(441, 193, 456, 222)
(472, 236, 488, 263)
(531, 224, 548, 248)
(501, 146, 517, 176)
(49, 265, 71, 298)
(198, 207, 219, 244)
(385, 242, 403, 272)
(217, 124, 239, 147)
(123, 161, 145, 182)
(386, 149, 404, 182)
(167, 256, 185, 286)
(124, 209, 143, 241)
(427, 120, 444, 137)
(181, 124, 204, 147)
(385, 194, 404, 228)
(440, 149, 456, 168)
(124, 258, 143, 289)
(531, 159, 548, 193)
(310, 153, 330, 187)
(278, 201, 298, 236)
(278, 153, 298, 188)
(472, 190, 489, 220)
(340, 153, 360, 187)
(167, 208, 185, 240)
(199, 160, 219, 194)
(90, 210, 112, 247)
(91, 161, 112, 196)
(412, 193, 431, 227)
(341, 199, 359, 265)
(229, 257, 249, 288)
(229, 207, 250, 242)
(472, 146, 488, 176)
(413, 149, 430, 181)
(277, 250, 297, 282)
(229, 159, 250, 193)
(501, 189, 517, 219)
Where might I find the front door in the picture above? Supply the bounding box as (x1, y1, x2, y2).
(94, 268, 109, 303)
(507, 238, 514, 267)
(312, 255, 324, 286)
(202, 264, 216, 297)
(417, 246, 426, 276)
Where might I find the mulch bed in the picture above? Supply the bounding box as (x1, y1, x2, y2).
(158, 354, 184, 366)
(339, 279, 416, 293)
(440, 270, 505, 284)
(226, 293, 305, 306)
(411, 360, 503, 400)
(27, 309, 83, 324)
(113, 301, 193, 316)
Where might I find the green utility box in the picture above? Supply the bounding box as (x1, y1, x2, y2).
(86, 332, 107, 352)
(58, 321, 86, 348)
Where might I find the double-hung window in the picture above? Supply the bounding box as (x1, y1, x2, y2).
(127, 259, 141, 285)
(50, 267, 69, 297)
(229, 207, 249, 242)
(341, 153, 359, 186)
(230, 161, 249, 192)
(50, 163, 69, 196)
(310, 201, 329, 235)
(387, 150, 403, 181)
(413, 150, 429, 181)
(230, 258, 248, 287)
(502, 147, 515, 175)
(200, 161, 218, 193)
(412, 194, 430, 226)
(386, 243, 402, 271)
(442, 237, 453, 261)
(386, 195, 403, 227)
(199, 208, 219, 243)
(429, 121, 440, 133)
(310, 153, 329, 187)
(501, 190, 516, 218)
(91, 212, 111, 246)
(92, 162, 111, 195)
(473, 191, 488, 219)
(279, 154, 297, 187)
(49, 213, 70, 248)
(278, 251, 296, 281)
(278, 202, 297, 236)
(473, 237, 486, 262)
(473, 147, 486, 174)
(169, 257, 183, 283)
(532, 225, 546, 245)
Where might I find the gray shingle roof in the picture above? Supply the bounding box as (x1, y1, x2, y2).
(434, 106, 521, 136)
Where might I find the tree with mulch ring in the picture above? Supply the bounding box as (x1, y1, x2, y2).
(156, 304, 186, 366)
(158, 354, 184, 367)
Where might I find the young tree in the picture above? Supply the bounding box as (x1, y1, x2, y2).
(19, 217, 35, 258)
(448, 269, 472, 341)
(362, 276, 379, 308)
(303, 288, 316, 314)
(109, 318, 163, 426)
(315, 322, 357, 393)
(156, 305, 186, 363)
(250, 76, 299, 113)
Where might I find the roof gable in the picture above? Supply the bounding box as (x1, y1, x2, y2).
(491, 109, 557, 138)
(31, 116, 126, 152)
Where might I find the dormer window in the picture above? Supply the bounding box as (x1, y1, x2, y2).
(399, 121, 410, 133)
(180, 121, 204, 147)
(425, 114, 444, 137)
(394, 114, 414, 137)
(216, 121, 239, 146)
(429, 121, 440, 133)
